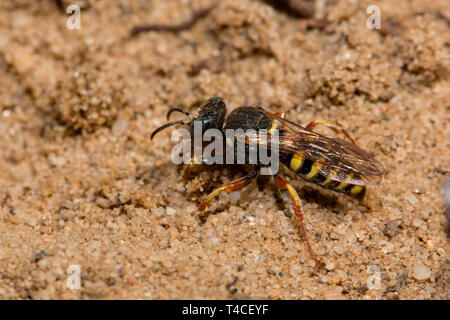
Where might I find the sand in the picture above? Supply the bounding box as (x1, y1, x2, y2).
(0, 0, 448, 299)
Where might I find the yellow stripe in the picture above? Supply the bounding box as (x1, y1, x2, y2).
(290, 155, 304, 172)
(306, 163, 320, 180)
(335, 173, 353, 190)
(323, 171, 336, 185)
(335, 182, 348, 190)
(268, 122, 278, 134)
(350, 185, 364, 195)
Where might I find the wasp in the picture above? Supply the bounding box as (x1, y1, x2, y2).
(151, 97, 385, 266)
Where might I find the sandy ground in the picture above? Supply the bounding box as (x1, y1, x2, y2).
(0, 0, 449, 299)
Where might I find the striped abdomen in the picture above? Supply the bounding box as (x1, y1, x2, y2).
(280, 153, 366, 198)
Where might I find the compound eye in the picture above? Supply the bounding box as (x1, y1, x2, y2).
(208, 97, 222, 103)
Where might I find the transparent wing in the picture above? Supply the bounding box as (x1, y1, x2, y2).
(236, 119, 385, 185)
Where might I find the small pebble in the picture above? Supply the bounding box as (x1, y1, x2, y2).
(48, 154, 66, 167)
(382, 242, 394, 254)
(175, 183, 186, 193)
(413, 263, 431, 280)
(154, 207, 165, 217)
(425, 240, 434, 252)
(333, 246, 344, 255)
(325, 262, 335, 271)
(330, 232, 340, 240)
(412, 218, 422, 228)
(383, 220, 399, 238)
(166, 207, 176, 216)
(112, 119, 129, 136)
(405, 193, 419, 205)
(355, 231, 366, 241)
(186, 205, 197, 214)
(96, 197, 112, 209)
(37, 258, 48, 269)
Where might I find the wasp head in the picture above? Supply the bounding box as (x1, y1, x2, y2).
(150, 97, 226, 140)
(189, 97, 226, 138)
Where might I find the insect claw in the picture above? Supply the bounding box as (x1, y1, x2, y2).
(315, 259, 326, 269)
(198, 212, 208, 225)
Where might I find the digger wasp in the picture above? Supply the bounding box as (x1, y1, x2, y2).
(151, 97, 385, 266)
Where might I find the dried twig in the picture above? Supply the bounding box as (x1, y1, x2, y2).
(264, 0, 315, 18)
(130, 3, 217, 36)
(53, 0, 90, 11)
(266, 0, 339, 32)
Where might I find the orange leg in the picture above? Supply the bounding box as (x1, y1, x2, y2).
(182, 163, 193, 181)
(275, 111, 287, 119)
(305, 119, 356, 144)
(274, 174, 323, 267)
(198, 167, 259, 222)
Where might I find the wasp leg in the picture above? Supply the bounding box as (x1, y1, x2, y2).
(182, 156, 202, 181)
(305, 120, 356, 144)
(274, 174, 323, 267)
(198, 167, 259, 223)
(275, 111, 287, 119)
